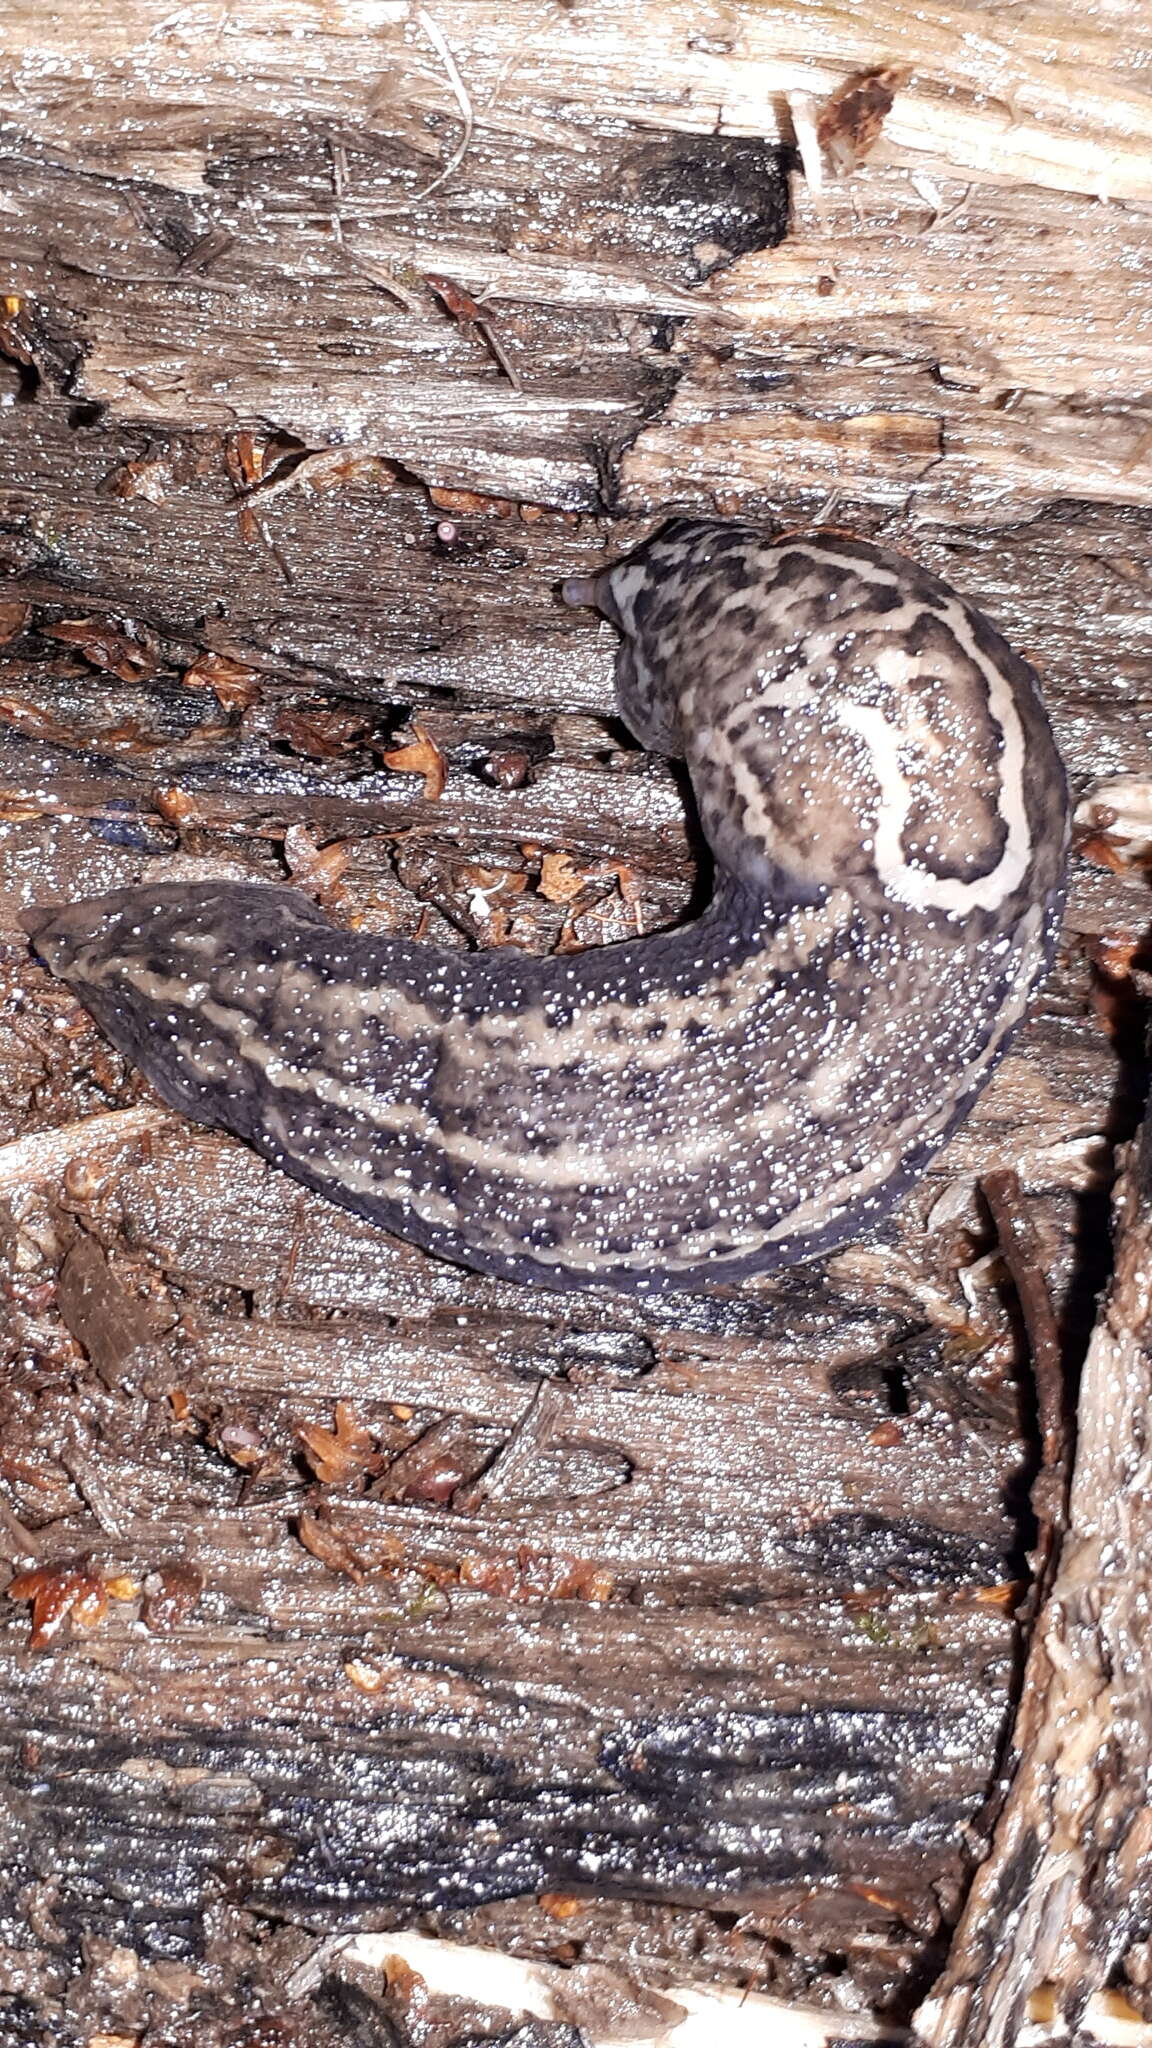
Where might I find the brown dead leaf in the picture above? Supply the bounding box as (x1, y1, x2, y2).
(1088, 935, 1143, 981)
(8, 1559, 109, 1648)
(380, 720, 448, 800)
(246, 447, 397, 502)
(227, 431, 325, 525)
(141, 1562, 203, 1632)
(971, 1580, 1025, 1608)
(816, 66, 910, 175)
(1075, 832, 1128, 874)
(103, 455, 174, 503)
(181, 652, 262, 712)
(296, 1401, 380, 1485)
(537, 1554, 615, 1603)
(274, 700, 374, 759)
(537, 851, 588, 904)
(283, 824, 352, 900)
(225, 430, 269, 489)
(457, 1548, 615, 1604)
(382, 1954, 426, 2005)
(374, 1416, 492, 1506)
(867, 1420, 905, 1449)
(41, 616, 157, 682)
(457, 1554, 519, 1597)
(298, 1507, 369, 1582)
(425, 273, 485, 324)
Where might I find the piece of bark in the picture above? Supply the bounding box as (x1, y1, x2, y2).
(914, 1102, 1152, 2045)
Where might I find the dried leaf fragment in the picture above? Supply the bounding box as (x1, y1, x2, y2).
(8, 1559, 109, 1648)
(298, 1507, 369, 1582)
(380, 720, 448, 801)
(141, 1561, 203, 1632)
(457, 1548, 615, 1604)
(275, 700, 373, 759)
(244, 446, 397, 502)
(374, 1415, 493, 1506)
(1087, 936, 1145, 989)
(428, 486, 516, 518)
(0, 696, 74, 745)
(153, 784, 203, 828)
(296, 1401, 380, 1486)
(103, 455, 174, 503)
(816, 65, 910, 175)
(425, 272, 485, 325)
(537, 851, 588, 904)
(283, 824, 352, 900)
(537, 852, 633, 908)
(539, 1893, 584, 1920)
(424, 275, 522, 389)
(1073, 776, 1152, 875)
(41, 616, 157, 682)
(181, 651, 262, 712)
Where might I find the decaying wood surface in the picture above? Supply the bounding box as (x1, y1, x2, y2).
(0, 3, 1150, 2043)
(915, 1097, 1152, 2047)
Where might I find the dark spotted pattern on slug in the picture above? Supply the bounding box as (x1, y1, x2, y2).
(24, 521, 1068, 1294)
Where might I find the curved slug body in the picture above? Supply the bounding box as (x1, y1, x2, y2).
(25, 522, 1068, 1293)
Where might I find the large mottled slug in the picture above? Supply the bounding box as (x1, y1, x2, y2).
(24, 521, 1068, 1294)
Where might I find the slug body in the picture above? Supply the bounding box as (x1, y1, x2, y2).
(25, 522, 1068, 1294)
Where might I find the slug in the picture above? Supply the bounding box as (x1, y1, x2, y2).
(23, 520, 1068, 1295)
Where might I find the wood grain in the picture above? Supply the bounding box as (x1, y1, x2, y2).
(0, 3, 1148, 2039)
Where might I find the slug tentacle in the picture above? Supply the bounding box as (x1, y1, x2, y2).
(23, 521, 1068, 1294)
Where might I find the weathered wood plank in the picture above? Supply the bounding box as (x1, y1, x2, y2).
(0, 1, 1147, 2040)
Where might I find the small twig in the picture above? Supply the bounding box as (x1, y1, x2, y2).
(981, 1168, 1067, 1481)
(474, 315, 521, 390)
(61, 1423, 133, 1541)
(327, 134, 349, 199)
(918, 181, 974, 235)
(411, 9, 474, 203)
(256, 518, 296, 586)
(345, 251, 426, 314)
(45, 244, 245, 294)
(0, 1501, 44, 1562)
(177, 226, 236, 276)
(425, 271, 522, 389)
